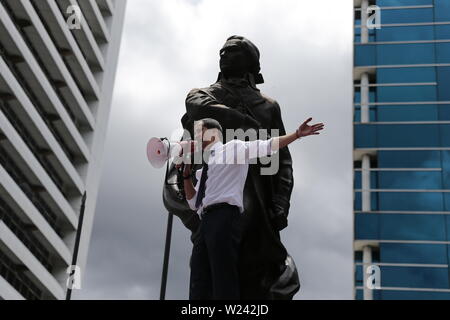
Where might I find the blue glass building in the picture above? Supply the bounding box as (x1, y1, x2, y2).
(353, 0, 450, 299)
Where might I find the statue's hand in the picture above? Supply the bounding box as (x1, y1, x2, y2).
(268, 207, 288, 231)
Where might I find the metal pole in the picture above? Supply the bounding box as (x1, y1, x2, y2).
(160, 211, 173, 300)
(66, 192, 87, 300)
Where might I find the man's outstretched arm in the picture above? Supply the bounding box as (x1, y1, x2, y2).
(243, 117, 325, 160)
(244, 118, 325, 160)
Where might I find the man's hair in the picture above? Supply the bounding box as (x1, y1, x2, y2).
(199, 118, 223, 134)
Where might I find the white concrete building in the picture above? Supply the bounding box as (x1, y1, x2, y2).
(0, 0, 126, 299)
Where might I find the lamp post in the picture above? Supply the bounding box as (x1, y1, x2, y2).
(160, 211, 173, 300)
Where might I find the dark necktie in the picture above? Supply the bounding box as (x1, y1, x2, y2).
(195, 162, 209, 209)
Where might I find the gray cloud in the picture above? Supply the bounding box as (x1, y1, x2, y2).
(74, 0, 354, 300)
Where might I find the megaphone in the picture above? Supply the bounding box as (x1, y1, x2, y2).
(147, 137, 197, 168)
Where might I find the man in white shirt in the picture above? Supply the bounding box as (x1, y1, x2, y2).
(181, 117, 324, 300)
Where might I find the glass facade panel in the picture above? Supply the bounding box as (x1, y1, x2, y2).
(378, 192, 444, 211)
(435, 25, 450, 40)
(381, 8, 434, 24)
(355, 213, 379, 239)
(377, 105, 441, 122)
(377, 67, 436, 83)
(355, 124, 445, 148)
(378, 171, 442, 189)
(377, 0, 432, 6)
(376, 43, 436, 65)
(356, 212, 447, 240)
(381, 266, 449, 288)
(434, 0, 450, 22)
(355, 289, 363, 300)
(437, 43, 450, 63)
(354, 125, 377, 147)
(437, 67, 450, 101)
(377, 85, 437, 102)
(380, 290, 450, 300)
(355, 45, 377, 66)
(380, 243, 448, 264)
(377, 26, 435, 41)
(377, 150, 441, 168)
(354, 0, 450, 299)
(379, 214, 446, 241)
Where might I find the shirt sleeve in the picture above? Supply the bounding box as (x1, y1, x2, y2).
(186, 194, 197, 211)
(234, 138, 278, 163)
(186, 169, 201, 211)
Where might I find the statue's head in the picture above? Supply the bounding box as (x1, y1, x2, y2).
(219, 35, 264, 84)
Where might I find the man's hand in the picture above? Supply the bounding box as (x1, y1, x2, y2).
(272, 117, 325, 151)
(175, 140, 196, 176)
(175, 161, 192, 177)
(297, 118, 324, 138)
(266, 117, 324, 230)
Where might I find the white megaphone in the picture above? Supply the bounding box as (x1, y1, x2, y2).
(147, 137, 197, 168)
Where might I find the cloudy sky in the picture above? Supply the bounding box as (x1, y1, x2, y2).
(74, 0, 354, 300)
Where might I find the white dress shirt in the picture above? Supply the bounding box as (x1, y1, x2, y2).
(187, 138, 277, 217)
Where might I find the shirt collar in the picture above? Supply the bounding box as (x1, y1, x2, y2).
(208, 141, 223, 156)
(203, 140, 222, 159)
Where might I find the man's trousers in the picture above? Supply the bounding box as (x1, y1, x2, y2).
(189, 203, 242, 300)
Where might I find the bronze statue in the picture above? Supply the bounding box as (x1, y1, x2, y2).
(163, 35, 300, 299)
